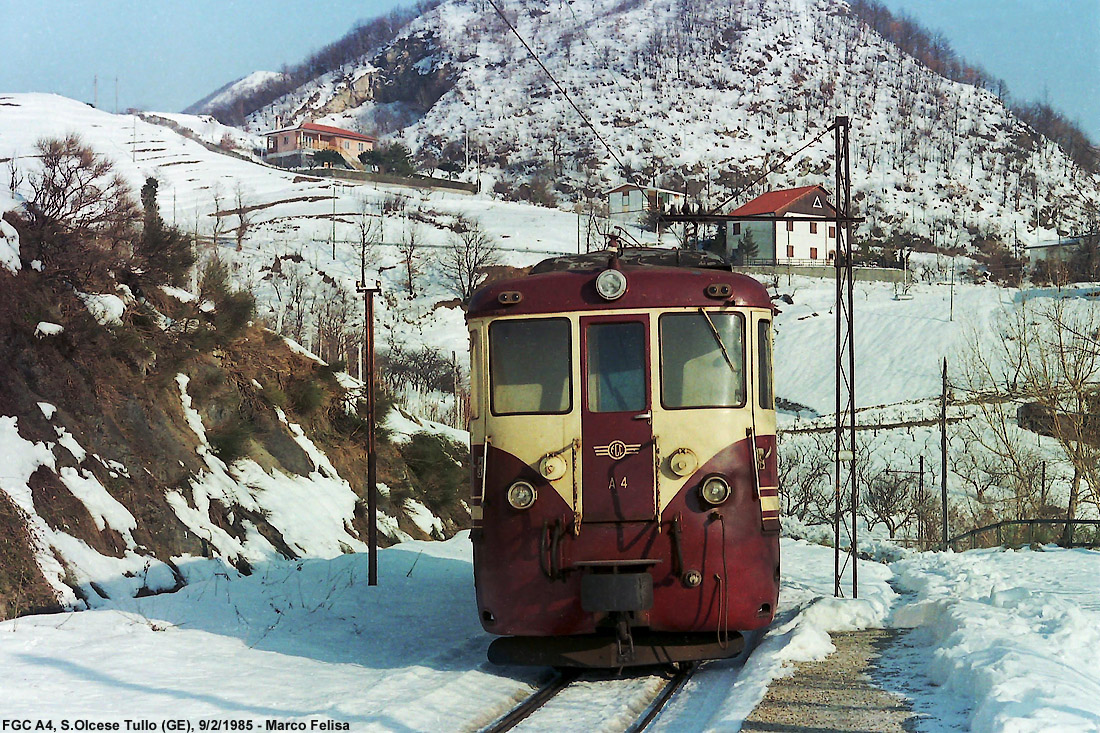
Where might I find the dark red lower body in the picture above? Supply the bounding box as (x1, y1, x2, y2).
(472, 439, 780, 663)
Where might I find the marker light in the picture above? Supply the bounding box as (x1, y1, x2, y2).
(507, 481, 537, 510)
(539, 455, 567, 481)
(595, 269, 628, 300)
(700, 475, 731, 505)
(669, 448, 698, 477)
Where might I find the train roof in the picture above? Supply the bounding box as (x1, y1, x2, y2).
(529, 247, 730, 274)
(467, 247, 774, 319)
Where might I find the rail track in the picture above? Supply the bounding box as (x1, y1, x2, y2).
(480, 663, 698, 733)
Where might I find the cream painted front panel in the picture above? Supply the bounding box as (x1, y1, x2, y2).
(470, 316, 584, 518)
(649, 306, 765, 513)
(472, 305, 774, 519)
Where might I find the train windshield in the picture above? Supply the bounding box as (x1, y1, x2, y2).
(758, 320, 774, 409)
(489, 318, 572, 414)
(659, 312, 746, 408)
(586, 321, 646, 413)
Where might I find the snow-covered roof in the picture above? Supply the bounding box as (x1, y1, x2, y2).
(1025, 233, 1096, 250)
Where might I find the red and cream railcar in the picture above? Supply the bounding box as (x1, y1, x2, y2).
(466, 249, 779, 667)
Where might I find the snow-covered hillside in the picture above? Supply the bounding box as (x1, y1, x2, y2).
(0, 372, 378, 610)
(0, 93, 581, 378)
(184, 70, 288, 116)
(242, 0, 1100, 248)
(141, 110, 266, 159)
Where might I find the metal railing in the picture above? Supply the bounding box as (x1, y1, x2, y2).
(743, 257, 835, 268)
(947, 519, 1100, 551)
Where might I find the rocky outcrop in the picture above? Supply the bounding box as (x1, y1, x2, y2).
(312, 31, 457, 122)
(0, 263, 470, 621)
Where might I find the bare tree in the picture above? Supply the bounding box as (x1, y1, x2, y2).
(315, 285, 357, 365)
(963, 298, 1100, 544)
(354, 195, 381, 272)
(1018, 301, 1100, 541)
(18, 134, 139, 283)
(279, 266, 311, 343)
(6, 154, 22, 195)
(234, 183, 253, 252)
(398, 224, 423, 298)
(777, 433, 834, 522)
(440, 215, 499, 304)
(210, 186, 226, 249)
(23, 134, 138, 244)
(859, 466, 916, 539)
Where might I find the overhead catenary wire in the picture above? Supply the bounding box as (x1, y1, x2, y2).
(710, 123, 837, 214)
(483, 0, 643, 189)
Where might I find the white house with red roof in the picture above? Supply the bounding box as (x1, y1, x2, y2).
(263, 122, 377, 169)
(721, 185, 838, 265)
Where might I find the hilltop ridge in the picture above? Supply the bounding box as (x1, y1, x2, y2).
(193, 0, 1099, 250)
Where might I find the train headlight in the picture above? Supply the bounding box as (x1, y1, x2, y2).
(700, 475, 731, 505)
(507, 481, 537, 510)
(595, 269, 628, 300)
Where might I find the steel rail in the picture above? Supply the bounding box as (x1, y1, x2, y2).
(481, 669, 581, 733)
(481, 627, 771, 733)
(481, 664, 697, 733)
(625, 663, 699, 733)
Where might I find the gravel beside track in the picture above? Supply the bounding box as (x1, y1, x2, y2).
(742, 629, 915, 732)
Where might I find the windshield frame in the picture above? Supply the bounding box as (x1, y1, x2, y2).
(488, 316, 574, 416)
(658, 310, 747, 410)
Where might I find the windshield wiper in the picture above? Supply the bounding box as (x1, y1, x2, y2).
(698, 308, 737, 373)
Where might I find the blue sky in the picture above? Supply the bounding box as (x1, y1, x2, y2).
(1, 0, 1096, 141)
(0, 0, 418, 112)
(876, 0, 1099, 140)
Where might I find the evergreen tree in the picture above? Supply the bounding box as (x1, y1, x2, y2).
(312, 149, 346, 168)
(740, 227, 759, 260)
(137, 176, 195, 287)
(359, 143, 416, 176)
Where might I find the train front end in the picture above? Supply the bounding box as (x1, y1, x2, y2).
(466, 250, 780, 667)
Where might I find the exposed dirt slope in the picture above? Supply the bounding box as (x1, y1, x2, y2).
(0, 266, 469, 621)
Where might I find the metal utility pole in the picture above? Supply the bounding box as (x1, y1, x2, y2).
(452, 350, 460, 428)
(331, 181, 337, 261)
(918, 455, 925, 549)
(949, 257, 955, 321)
(833, 116, 858, 599)
(358, 239, 381, 585)
(652, 117, 862, 595)
(941, 358, 949, 550)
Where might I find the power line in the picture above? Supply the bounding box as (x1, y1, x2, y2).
(483, 0, 642, 188)
(711, 123, 836, 214)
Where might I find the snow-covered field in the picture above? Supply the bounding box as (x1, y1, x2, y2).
(3, 535, 1098, 732)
